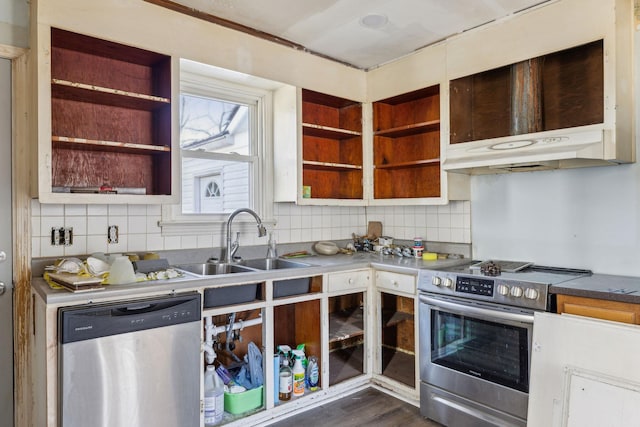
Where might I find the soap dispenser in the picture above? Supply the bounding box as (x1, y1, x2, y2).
(266, 232, 278, 260)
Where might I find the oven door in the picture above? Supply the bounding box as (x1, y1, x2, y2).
(419, 293, 534, 427)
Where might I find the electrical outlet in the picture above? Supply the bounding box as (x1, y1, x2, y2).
(108, 225, 119, 244)
(51, 227, 73, 246)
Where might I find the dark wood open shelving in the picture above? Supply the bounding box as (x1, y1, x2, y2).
(375, 159, 440, 170)
(450, 40, 604, 144)
(48, 27, 173, 197)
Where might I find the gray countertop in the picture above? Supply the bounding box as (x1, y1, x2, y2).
(550, 273, 640, 304)
(32, 251, 469, 306)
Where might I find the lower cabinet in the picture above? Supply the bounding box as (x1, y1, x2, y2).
(556, 294, 640, 324)
(374, 271, 419, 396)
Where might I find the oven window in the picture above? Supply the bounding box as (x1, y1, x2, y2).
(430, 310, 529, 392)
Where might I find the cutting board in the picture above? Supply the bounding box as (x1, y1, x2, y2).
(367, 221, 382, 239)
(47, 272, 104, 291)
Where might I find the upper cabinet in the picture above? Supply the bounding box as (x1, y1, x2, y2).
(35, 27, 179, 204)
(300, 89, 364, 202)
(443, 0, 634, 174)
(274, 85, 469, 206)
(372, 86, 442, 200)
(274, 86, 366, 205)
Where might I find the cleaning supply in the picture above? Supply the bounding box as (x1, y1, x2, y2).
(204, 365, 224, 426)
(306, 355, 319, 391)
(292, 352, 305, 397)
(279, 357, 293, 401)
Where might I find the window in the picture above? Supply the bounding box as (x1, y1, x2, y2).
(161, 60, 278, 234)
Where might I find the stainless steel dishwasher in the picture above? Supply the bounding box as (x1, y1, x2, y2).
(58, 292, 202, 427)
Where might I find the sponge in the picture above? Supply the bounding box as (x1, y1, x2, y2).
(422, 252, 438, 261)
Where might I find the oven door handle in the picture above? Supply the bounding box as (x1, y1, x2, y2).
(419, 295, 535, 324)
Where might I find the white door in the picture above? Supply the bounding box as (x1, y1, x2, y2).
(0, 58, 14, 427)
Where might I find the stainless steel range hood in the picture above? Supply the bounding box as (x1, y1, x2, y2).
(442, 125, 631, 175)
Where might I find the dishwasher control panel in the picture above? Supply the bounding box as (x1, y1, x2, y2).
(58, 293, 201, 344)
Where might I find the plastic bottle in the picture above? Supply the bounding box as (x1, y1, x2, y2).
(204, 365, 224, 426)
(306, 355, 319, 391)
(292, 354, 305, 397)
(279, 357, 293, 401)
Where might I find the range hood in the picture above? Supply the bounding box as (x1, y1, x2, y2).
(442, 125, 631, 175)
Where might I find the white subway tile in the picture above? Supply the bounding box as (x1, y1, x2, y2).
(31, 199, 41, 216)
(128, 205, 147, 216)
(41, 204, 64, 216)
(40, 237, 64, 258)
(87, 204, 108, 216)
(65, 216, 87, 236)
(31, 237, 40, 258)
(128, 216, 147, 234)
(87, 235, 108, 254)
(64, 236, 87, 256)
(127, 234, 147, 252)
(108, 205, 127, 216)
(108, 216, 128, 234)
(65, 205, 87, 216)
(87, 216, 108, 236)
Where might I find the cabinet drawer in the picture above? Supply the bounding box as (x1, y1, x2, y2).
(375, 271, 415, 294)
(327, 270, 370, 293)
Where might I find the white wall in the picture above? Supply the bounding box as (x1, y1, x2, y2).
(470, 29, 640, 276)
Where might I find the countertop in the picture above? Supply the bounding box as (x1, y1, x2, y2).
(32, 251, 470, 306)
(550, 273, 640, 304)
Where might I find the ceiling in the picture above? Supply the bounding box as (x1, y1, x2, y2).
(157, 0, 552, 70)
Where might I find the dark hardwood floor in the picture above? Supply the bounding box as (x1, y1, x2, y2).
(269, 387, 443, 426)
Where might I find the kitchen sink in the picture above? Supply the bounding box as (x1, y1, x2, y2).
(240, 258, 311, 270)
(173, 262, 256, 276)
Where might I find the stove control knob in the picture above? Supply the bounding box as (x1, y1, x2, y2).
(432, 276, 442, 286)
(510, 286, 524, 298)
(524, 288, 539, 300)
(496, 284, 510, 296)
(444, 278, 454, 288)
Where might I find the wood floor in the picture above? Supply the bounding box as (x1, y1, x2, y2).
(270, 387, 444, 427)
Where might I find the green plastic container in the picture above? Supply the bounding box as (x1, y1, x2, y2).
(224, 386, 264, 415)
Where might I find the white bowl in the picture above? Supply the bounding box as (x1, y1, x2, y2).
(314, 241, 339, 255)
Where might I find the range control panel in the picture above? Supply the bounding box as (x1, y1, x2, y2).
(417, 270, 549, 311)
(456, 276, 494, 296)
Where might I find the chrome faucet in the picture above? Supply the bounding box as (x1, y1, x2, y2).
(225, 208, 267, 263)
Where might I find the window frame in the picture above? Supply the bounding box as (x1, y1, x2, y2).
(160, 61, 275, 236)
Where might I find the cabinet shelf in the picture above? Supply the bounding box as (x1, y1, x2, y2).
(52, 79, 170, 111)
(382, 310, 413, 328)
(375, 159, 440, 170)
(302, 123, 361, 139)
(329, 309, 364, 345)
(374, 120, 440, 138)
(52, 136, 171, 154)
(303, 160, 362, 171)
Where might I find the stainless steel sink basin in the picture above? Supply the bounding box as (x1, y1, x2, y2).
(240, 258, 311, 270)
(173, 262, 256, 276)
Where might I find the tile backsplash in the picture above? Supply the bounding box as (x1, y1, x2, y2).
(31, 200, 471, 258)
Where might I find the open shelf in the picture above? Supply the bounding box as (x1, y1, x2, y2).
(372, 85, 442, 200)
(46, 27, 173, 199)
(329, 293, 365, 386)
(52, 136, 171, 154)
(51, 79, 170, 110)
(374, 120, 440, 138)
(301, 89, 363, 201)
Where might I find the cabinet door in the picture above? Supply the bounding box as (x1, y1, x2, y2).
(556, 294, 640, 324)
(37, 27, 179, 204)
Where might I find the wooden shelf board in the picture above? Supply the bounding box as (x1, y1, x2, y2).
(382, 311, 413, 328)
(303, 160, 363, 171)
(303, 123, 361, 139)
(52, 79, 170, 111)
(374, 120, 440, 138)
(374, 159, 440, 170)
(329, 310, 364, 344)
(53, 136, 171, 154)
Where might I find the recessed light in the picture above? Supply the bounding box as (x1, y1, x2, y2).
(360, 13, 388, 29)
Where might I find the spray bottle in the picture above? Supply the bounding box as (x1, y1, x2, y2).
(292, 351, 305, 397)
(306, 355, 319, 391)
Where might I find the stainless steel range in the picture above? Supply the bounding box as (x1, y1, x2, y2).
(418, 260, 590, 427)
